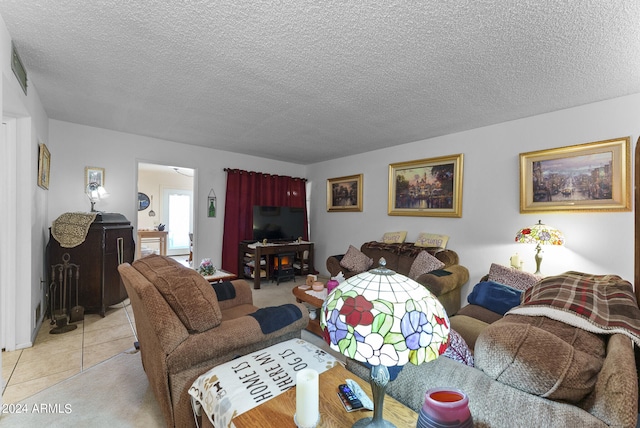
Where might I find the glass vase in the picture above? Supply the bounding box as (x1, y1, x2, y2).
(417, 387, 473, 428)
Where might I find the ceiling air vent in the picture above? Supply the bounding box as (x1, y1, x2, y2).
(11, 41, 27, 95)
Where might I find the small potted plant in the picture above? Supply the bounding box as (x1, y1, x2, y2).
(199, 258, 216, 276)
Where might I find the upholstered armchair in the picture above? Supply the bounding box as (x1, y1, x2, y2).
(118, 254, 308, 428)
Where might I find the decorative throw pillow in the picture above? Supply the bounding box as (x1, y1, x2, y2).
(152, 265, 223, 333)
(408, 250, 445, 280)
(443, 329, 474, 367)
(415, 232, 449, 248)
(466, 281, 523, 315)
(340, 245, 374, 273)
(474, 314, 605, 403)
(488, 263, 542, 291)
(381, 231, 407, 244)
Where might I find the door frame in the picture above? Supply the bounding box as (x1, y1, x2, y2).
(634, 137, 639, 303)
(1, 118, 18, 353)
(136, 161, 196, 260)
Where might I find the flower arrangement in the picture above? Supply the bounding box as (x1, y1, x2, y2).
(199, 258, 216, 276)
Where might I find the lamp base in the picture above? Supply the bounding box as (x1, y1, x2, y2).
(534, 243, 543, 275)
(354, 365, 396, 428)
(353, 417, 396, 428)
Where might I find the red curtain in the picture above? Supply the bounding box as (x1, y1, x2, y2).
(221, 169, 308, 274)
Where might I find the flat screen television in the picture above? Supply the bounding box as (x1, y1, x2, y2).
(252, 206, 306, 241)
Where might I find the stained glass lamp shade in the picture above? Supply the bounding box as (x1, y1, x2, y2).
(320, 259, 450, 428)
(515, 220, 565, 275)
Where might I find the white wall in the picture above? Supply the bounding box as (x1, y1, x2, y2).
(1, 13, 50, 351)
(307, 94, 639, 303)
(47, 120, 306, 269)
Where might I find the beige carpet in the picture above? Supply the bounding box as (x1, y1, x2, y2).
(0, 278, 341, 427)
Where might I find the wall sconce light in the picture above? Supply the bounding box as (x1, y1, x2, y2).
(208, 189, 217, 218)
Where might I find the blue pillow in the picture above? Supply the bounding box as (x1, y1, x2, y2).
(467, 281, 522, 315)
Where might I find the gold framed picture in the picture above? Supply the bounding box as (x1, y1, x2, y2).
(388, 154, 463, 217)
(520, 137, 631, 213)
(327, 174, 363, 212)
(37, 143, 50, 190)
(85, 166, 105, 188)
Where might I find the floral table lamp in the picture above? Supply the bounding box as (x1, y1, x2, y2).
(320, 258, 450, 427)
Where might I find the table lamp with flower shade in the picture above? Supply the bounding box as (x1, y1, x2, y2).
(86, 182, 109, 212)
(515, 220, 565, 275)
(320, 258, 450, 428)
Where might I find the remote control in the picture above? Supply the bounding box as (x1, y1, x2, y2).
(346, 378, 374, 410)
(337, 384, 363, 412)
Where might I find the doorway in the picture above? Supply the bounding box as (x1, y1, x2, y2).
(137, 163, 195, 261)
(162, 187, 193, 255)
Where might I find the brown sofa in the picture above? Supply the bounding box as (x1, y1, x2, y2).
(326, 241, 469, 314)
(347, 272, 639, 427)
(118, 254, 309, 428)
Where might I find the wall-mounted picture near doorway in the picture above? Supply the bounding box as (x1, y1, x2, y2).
(519, 137, 631, 213)
(327, 174, 363, 212)
(37, 142, 50, 190)
(85, 166, 105, 187)
(388, 154, 463, 217)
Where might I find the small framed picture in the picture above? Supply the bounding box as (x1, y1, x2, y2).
(388, 154, 464, 217)
(327, 174, 363, 212)
(85, 166, 105, 188)
(37, 143, 51, 190)
(519, 137, 631, 213)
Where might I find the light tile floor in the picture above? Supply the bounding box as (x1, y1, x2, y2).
(1, 300, 137, 404)
(1, 254, 191, 405)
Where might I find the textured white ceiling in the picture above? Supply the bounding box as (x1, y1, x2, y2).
(1, 1, 639, 164)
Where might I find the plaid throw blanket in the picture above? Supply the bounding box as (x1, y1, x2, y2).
(506, 271, 640, 346)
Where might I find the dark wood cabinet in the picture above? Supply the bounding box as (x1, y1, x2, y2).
(47, 213, 135, 316)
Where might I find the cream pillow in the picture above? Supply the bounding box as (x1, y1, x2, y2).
(340, 245, 374, 273)
(381, 231, 407, 244)
(408, 250, 445, 280)
(415, 232, 449, 248)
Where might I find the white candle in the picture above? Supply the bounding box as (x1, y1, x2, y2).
(510, 253, 520, 269)
(296, 368, 319, 427)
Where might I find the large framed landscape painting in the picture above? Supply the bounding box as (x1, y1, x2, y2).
(327, 174, 363, 212)
(388, 154, 463, 217)
(520, 137, 631, 213)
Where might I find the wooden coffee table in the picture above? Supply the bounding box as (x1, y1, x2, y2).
(203, 269, 237, 283)
(232, 364, 418, 427)
(292, 285, 326, 336)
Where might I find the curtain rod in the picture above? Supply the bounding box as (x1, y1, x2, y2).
(223, 168, 307, 181)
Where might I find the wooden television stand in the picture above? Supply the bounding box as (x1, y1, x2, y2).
(238, 240, 315, 289)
